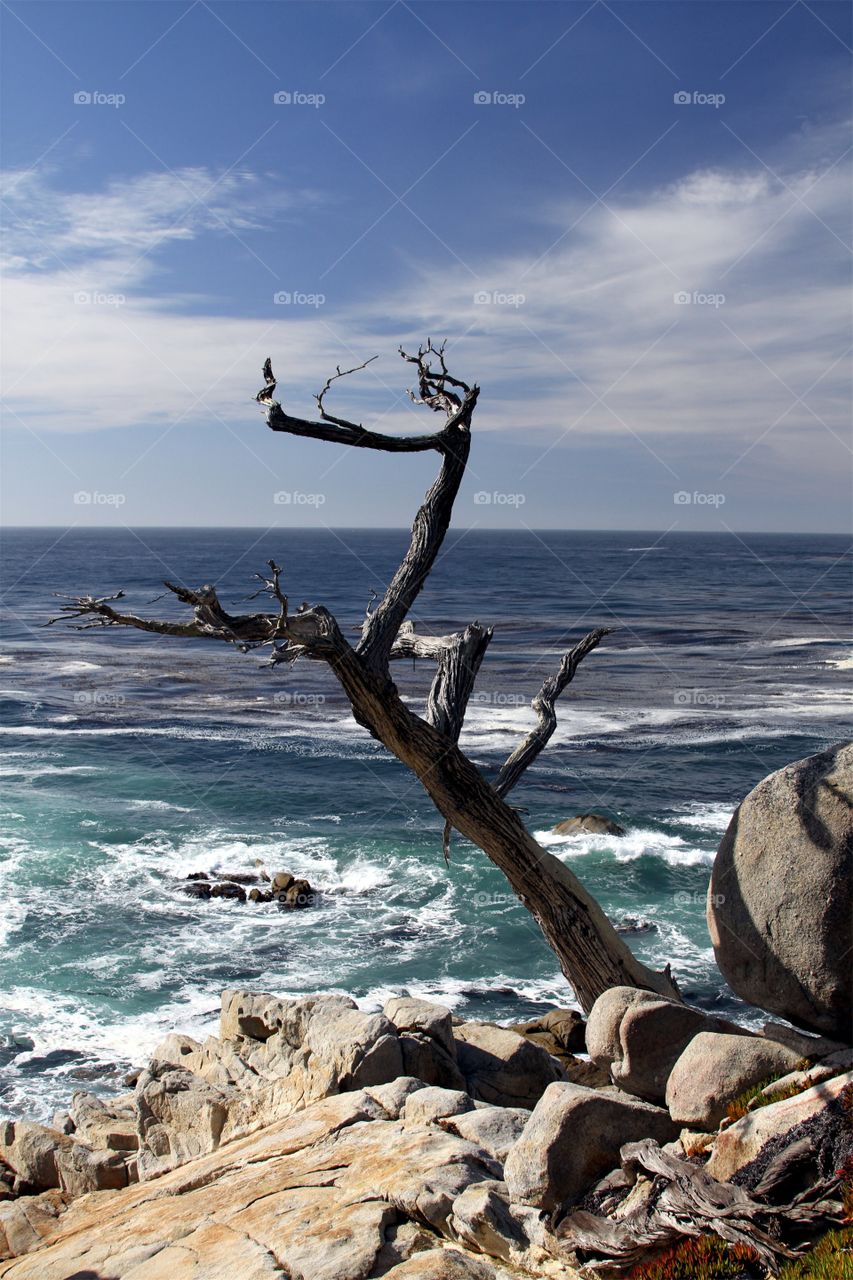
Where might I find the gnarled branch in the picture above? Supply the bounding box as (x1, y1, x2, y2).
(495, 627, 612, 798)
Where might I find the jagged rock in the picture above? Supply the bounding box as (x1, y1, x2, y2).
(441, 1106, 529, 1162)
(247, 887, 273, 903)
(181, 880, 211, 899)
(0, 1190, 68, 1260)
(68, 1091, 138, 1152)
(585, 986, 748, 1102)
(707, 743, 853, 1040)
(448, 1179, 528, 1261)
(210, 881, 247, 902)
(276, 877, 315, 908)
(707, 1069, 853, 1181)
(509, 1008, 588, 1077)
(0, 1120, 128, 1198)
(552, 814, 625, 836)
(365, 1077, 428, 1120)
(453, 1022, 563, 1108)
(665, 1031, 803, 1129)
(402, 1087, 474, 1127)
(384, 997, 456, 1056)
(135, 1063, 238, 1178)
(270, 871, 294, 894)
(504, 1081, 679, 1211)
(384, 997, 466, 1090)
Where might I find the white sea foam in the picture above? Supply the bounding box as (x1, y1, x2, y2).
(534, 824, 714, 867)
(56, 661, 103, 674)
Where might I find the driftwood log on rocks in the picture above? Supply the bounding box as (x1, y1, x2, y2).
(49, 342, 678, 1013)
(558, 1138, 846, 1275)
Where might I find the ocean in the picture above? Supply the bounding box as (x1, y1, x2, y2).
(0, 527, 850, 1122)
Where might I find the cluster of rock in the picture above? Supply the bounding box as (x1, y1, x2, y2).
(182, 867, 316, 908)
(0, 983, 849, 1278)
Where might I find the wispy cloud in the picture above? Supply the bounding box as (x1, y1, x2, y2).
(2, 131, 849, 497)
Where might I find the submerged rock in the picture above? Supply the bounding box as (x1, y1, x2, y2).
(707, 743, 853, 1041)
(552, 813, 625, 836)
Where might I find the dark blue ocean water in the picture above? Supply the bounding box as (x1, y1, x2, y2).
(1, 527, 850, 1120)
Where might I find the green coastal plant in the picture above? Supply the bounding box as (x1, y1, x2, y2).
(725, 1060, 812, 1122)
(623, 1228, 853, 1280)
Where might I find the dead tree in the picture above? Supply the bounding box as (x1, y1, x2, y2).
(52, 343, 679, 1012)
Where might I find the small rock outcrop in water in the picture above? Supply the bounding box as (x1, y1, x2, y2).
(0, 989, 850, 1277)
(181, 869, 316, 908)
(552, 813, 626, 836)
(707, 742, 853, 1040)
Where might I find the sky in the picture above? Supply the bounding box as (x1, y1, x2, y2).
(1, 0, 851, 531)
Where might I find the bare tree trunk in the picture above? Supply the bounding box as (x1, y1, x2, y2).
(52, 342, 679, 1012)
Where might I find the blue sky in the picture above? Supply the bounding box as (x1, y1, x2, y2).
(1, 0, 850, 530)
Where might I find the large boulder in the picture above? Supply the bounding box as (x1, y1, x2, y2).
(665, 1031, 803, 1130)
(453, 1023, 564, 1109)
(585, 986, 748, 1102)
(707, 743, 853, 1040)
(504, 1081, 678, 1211)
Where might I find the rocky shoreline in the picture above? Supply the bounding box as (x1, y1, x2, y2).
(0, 746, 849, 1278)
(0, 986, 850, 1278)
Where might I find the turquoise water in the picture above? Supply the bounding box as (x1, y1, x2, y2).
(1, 528, 850, 1119)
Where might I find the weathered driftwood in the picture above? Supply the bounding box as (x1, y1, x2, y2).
(558, 1139, 844, 1276)
(51, 342, 679, 1012)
